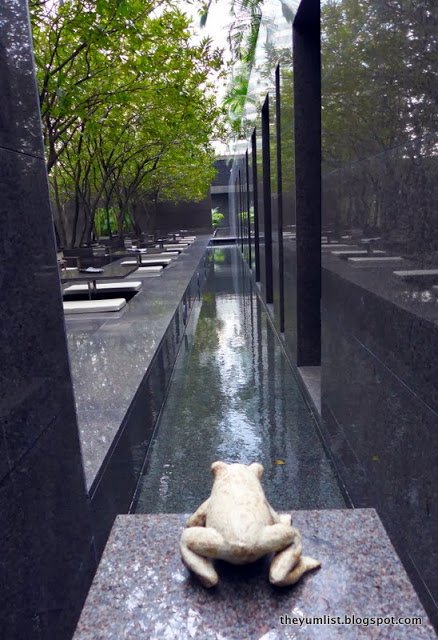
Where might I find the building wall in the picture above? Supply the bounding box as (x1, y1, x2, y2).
(0, 2, 94, 638)
(229, 0, 438, 627)
(211, 157, 232, 230)
(154, 195, 213, 234)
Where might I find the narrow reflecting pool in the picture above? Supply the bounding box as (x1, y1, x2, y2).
(134, 246, 345, 513)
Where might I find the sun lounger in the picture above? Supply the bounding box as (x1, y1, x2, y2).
(63, 298, 127, 314)
(64, 281, 142, 293)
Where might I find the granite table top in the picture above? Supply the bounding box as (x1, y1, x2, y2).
(73, 510, 436, 639)
(60, 259, 139, 283)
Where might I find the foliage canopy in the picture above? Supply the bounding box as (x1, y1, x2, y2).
(30, 0, 225, 246)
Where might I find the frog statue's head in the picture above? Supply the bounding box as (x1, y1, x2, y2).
(211, 460, 264, 480)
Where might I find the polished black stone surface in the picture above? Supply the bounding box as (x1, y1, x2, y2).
(60, 260, 138, 283)
(320, 0, 438, 626)
(229, 0, 438, 629)
(294, 6, 321, 366)
(66, 236, 211, 493)
(280, 50, 298, 361)
(321, 315, 438, 625)
(0, 5, 93, 638)
(322, 258, 438, 413)
(0, 0, 45, 158)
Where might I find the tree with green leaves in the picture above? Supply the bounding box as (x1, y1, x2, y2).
(30, 0, 224, 246)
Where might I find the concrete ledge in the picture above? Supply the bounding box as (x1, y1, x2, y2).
(63, 298, 127, 314)
(74, 510, 435, 639)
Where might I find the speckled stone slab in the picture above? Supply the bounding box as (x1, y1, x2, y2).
(74, 510, 435, 639)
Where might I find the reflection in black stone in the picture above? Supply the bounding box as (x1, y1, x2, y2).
(321, 0, 437, 264)
(0, 0, 44, 156)
(321, 0, 438, 627)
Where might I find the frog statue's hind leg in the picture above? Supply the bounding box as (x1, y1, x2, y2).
(268, 525, 321, 587)
(180, 526, 225, 588)
(186, 498, 210, 528)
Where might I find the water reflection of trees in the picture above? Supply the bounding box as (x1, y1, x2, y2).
(322, 0, 437, 264)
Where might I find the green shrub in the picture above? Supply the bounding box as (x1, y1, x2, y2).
(211, 207, 225, 228)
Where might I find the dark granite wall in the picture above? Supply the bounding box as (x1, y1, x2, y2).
(210, 192, 230, 229)
(320, 0, 438, 626)
(155, 195, 213, 234)
(211, 157, 231, 232)
(0, 2, 94, 638)
(230, 0, 438, 627)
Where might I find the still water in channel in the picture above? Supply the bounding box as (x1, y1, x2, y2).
(134, 246, 345, 513)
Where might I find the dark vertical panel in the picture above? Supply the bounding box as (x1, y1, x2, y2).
(293, 3, 321, 365)
(276, 66, 285, 332)
(257, 127, 266, 290)
(280, 52, 297, 361)
(270, 74, 280, 327)
(262, 96, 274, 304)
(235, 178, 240, 246)
(0, 2, 94, 638)
(248, 142, 255, 272)
(246, 150, 252, 268)
(252, 129, 261, 281)
(238, 171, 244, 253)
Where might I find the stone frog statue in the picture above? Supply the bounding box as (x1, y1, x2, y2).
(180, 461, 321, 588)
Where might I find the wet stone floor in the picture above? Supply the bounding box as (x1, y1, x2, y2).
(134, 246, 345, 514)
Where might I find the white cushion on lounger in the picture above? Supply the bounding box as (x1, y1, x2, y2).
(348, 256, 402, 263)
(394, 269, 438, 277)
(64, 281, 142, 292)
(121, 257, 172, 265)
(63, 298, 126, 313)
(142, 252, 178, 258)
(135, 266, 163, 273)
(331, 250, 385, 256)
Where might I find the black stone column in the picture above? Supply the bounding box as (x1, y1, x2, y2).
(293, 0, 321, 365)
(0, 2, 94, 638)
